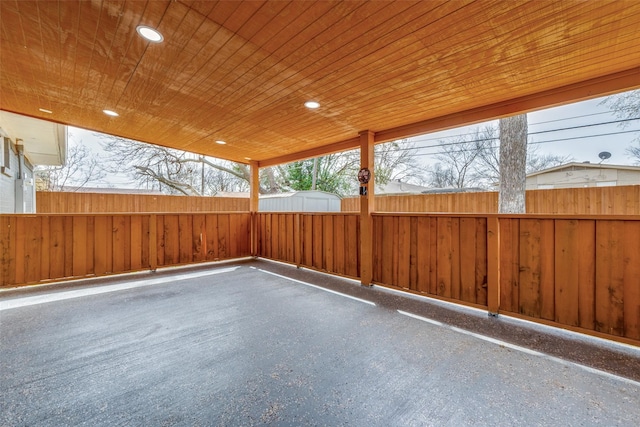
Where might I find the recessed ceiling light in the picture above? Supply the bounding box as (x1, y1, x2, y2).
(304, 101, 320, 109)
(136, 25, 163, 43)
(215, 140, 226, 145)
(244, 157, 252, 160)
(103, 109, 119, 117)
(39, 108, 53, 114)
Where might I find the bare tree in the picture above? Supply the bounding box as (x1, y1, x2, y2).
(430, 124, 572, 189)
(428, 127, 495, 188)
(35, 141, 104, 191)
(602, 89, 640, 161)
(98, 135, 268, 195)
(498, 114, 528, 213)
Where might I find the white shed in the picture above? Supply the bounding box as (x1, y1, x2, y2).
(259, 191, 341, 212)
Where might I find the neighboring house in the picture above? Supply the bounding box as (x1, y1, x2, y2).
(526, 162, 640, 190)
(376, 179, 431, 195)
(0, 111, 67, 213)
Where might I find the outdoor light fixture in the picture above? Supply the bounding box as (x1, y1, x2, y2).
(103, 109, 119, 117)
(136, 25, 163, 43)
(304, 101, 320, 109)
(215, 140, 226, 145)
(38, 108, 53, 114)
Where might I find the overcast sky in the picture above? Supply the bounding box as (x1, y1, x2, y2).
(71, 92, 639, 188)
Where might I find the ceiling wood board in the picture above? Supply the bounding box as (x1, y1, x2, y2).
(1, 0, 640, 166)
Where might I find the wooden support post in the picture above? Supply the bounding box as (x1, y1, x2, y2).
(250, 161, 260, 257)
(487, 216, 501, 315)
(359, 130, 375, 286)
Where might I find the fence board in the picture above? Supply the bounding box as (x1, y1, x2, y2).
(341, 185, 640, 215)
(37, 192, 249, 213)
(623, 222, 640, 340)
(460, 218, 477, 304)
(345, 215, 359, 278)
(72, 216, 88, 277)
(595, 221, 626, 336)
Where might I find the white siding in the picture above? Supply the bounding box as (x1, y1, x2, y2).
(0, 140, 18, 213)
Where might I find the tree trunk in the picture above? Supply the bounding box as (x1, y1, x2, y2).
(311, 157, 318, 190)
(498, 114, 528, 213)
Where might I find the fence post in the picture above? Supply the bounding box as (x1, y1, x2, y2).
(487, 216, 500, 315)
(149, 214, 157, 272)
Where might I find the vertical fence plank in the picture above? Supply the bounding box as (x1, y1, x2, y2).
(475, 218, 488, 306)
(130, 215, 143, 270)
(381, 216, 394, 286)
(595, 221, 625, 336)
(323, 215, 334, 273)
(397, 216, 411, 289)
(148, 215, 157, 270)
(40, 217, 50, 280)
(218, 214, 229, 259)
(47, 216, 63, 280)
(63, 216, 74, 278)
(409, 217, 418, 291)
(192, 214, 205, 262)
(450, 218, 461, 300)
(555, 220, 579, 326)
(428, 217, 438, 295)
(312, 216, 323, 270)
(334, 215, 345, 275)
(498, 218, 519, 313)
(205, 214, 219, 260)
(577, 220, 596, 330)
(436, 217, 452, 298)
(623, 221, 640, 340)
(459, 217, 477, 304)
(179, 215, 193, 264)
(415, 216, 430, 294)
(93, 216, 108, 275)
(112, 216, 126, 273)
(23, 217, 42, 283)
(539, 219, 555, 320)
(72, 216, 88, 278)
(14, 217, 26, 285)
(229, 213, 239, 258)
(519, 219, 542, 318)
(372, 215, 383, 282)
(345, 215, 359, 278)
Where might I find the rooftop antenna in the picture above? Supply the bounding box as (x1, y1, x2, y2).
(598, 151, 611, 164)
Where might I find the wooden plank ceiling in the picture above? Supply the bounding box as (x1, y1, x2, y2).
(1, 0, 640, 166)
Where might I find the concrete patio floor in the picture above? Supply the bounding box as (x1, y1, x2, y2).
(1, 259, 639, 426)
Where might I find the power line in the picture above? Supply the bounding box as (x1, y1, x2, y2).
(408, 128, 640, 158)
(391, 118, 640, 153)
(403, 112, 636, 145)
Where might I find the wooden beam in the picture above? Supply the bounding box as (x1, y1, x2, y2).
(256, 67, 640, 167)
(375, 67, 640, 143)
(258, 137, 360, 168)
(359, 130, 375, 287)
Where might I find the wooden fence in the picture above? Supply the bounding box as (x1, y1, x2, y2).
(36, 192, 249, 213)
(341, 185, 640, 215)
(255, 211, 639, 345)
(0, 213, 251, 287)
(3, 209, 639, 345)
(256, 213, 360, 279)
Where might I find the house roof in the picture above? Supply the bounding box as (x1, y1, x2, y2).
(1, 1, 639, 167)
(526, 162, 640, 178)
(0, 111, 67, 166)
(376, 180, 431, 195)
